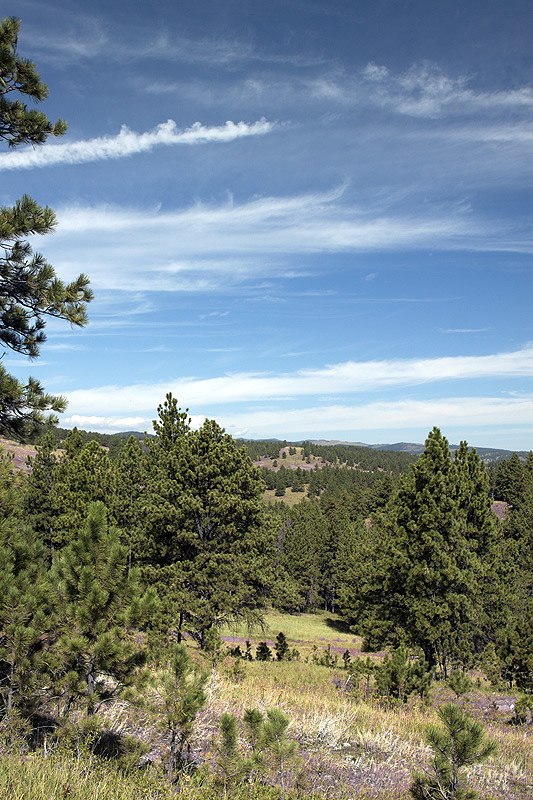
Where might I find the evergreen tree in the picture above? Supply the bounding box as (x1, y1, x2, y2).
(256, 642, 272, 661)
(215, 713, 245, 795)
(274, 632, 289, 661)
(276, 500, 324, 611)
(145, 394, 273, 646)
(111, 435, 148, 572)
(492, 452, 528, 508)
(50, 502, 154, 716)
(492, 453, 533, 689)
(0, 444, 25, 520)
(0, 17, 92, 439)
(159, 643, 207, 781)
(340, 429, 494, 673)
(54, 439, 114, 547)
(411, 703, 496, 800)
(23, 431, 61, 562)
(261, 709, 298, 800)
(0, 518, 52, 715)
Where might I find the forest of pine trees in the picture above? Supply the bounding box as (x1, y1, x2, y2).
(1, 401, 532, 726)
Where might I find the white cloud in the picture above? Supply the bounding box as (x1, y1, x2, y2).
(335, 62, 533, 118)
(59, 395, 533, 440)
(0, 119, 274, 170)
(44, 187, 522, 293)
(62, 347, 533, 414)
(60, 413, 206, 434)
(64, 415, 147, 430)
(28, 20, 324, 68)
(44, 343, 86, 351)
(215, 396, 533, 437)
(440, 328, 489, 334)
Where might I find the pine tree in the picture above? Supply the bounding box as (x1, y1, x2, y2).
(0, 443, 25, 520)
(256, 642, 272, 661)
(277, 500, 324, 611)
(111, 436, 148, 572)
(0, 518, 52, 715)
(50, 502, 154, 716)
(411, 703, 496, 800)
(261, 709, 298, 800)
(23, 431, 61, 562)
(274, 632, 289, 661)
(158, 643, 207, 781)
(54, 440, 114, 547)
(340, 429, 494, 673)
(215, 713, 245, 796)
(0, 17, 92, 439)
(492, 453, 533, 689)
(145, 395, 273, 647)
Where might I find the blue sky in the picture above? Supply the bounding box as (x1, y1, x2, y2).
(2, 0, 532, 449)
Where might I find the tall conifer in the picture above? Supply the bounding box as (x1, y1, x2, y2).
(340, 428, 495, 672)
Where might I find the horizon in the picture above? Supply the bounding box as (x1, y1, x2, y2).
(3, 0, 532, 451)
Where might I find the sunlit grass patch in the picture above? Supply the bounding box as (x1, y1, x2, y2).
(222, 609, 361, 652)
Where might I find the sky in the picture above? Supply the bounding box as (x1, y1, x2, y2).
(2, 0, 532, 449)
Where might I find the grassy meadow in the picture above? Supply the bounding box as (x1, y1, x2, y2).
(1, 610, 532, 800)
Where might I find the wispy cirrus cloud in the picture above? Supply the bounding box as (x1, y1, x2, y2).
(62, 347, 533, 415)
(0, 119, 274, 170)
(43, 187, 530, 294)
(359, 62, 533, 117)
(27, 15, 325, 68)
(309, 62, 533, 118)
(34, 185, 530, 297)
(440, 328, 490, 334)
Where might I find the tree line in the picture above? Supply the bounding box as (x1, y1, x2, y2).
(2, 407, 532, 710)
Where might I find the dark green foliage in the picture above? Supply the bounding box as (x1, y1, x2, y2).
(375, 646, 433, 704)
(495, 607, 533, 691)
(447, 670, 473, 699)
(215, 713, 244, 795)
(0, 18, 92, 439)
(203, 625, 224, 669)
(274, 632, 289, 661)
(256, 642, 272, 661)
(513, 695, 533, 725)
(410, 703, 496, 800)
(310, 643, 337, 668)
(244, 707, 264, 751)
(261, 708, 298, 799)
(340, 428, 499, 673)
(23, 431, 60, 561)
(210, 706, 299, 797)
(111, 436, 147, 572)
(352, 656, 375, 698)
(492, 452, 530, 508)
(0, 17, 67, 145)
(491, 453, 533, 690)
(54, 440, 115, 547)
(0, 519, 51, 715)
(159, 643, 207, 781)
(50, 502, 155, 716)
(145, 394, 273, 646)
(0, 444, 25, 519)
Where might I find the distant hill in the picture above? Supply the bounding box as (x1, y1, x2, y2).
(306, 439, 529, 463)
(0, 429, 528, 471)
